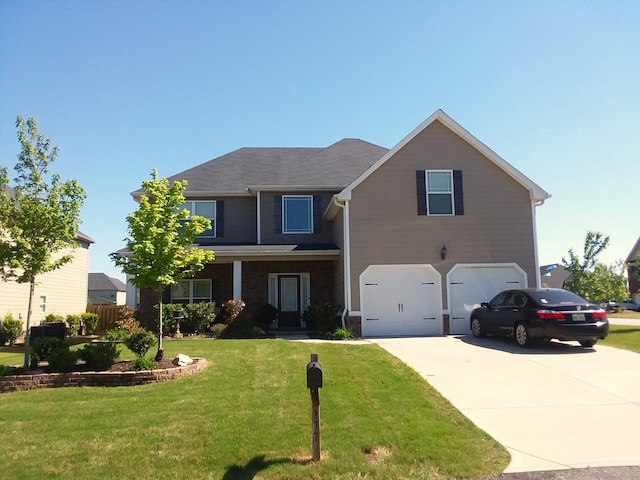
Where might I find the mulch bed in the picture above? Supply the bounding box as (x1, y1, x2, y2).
(5, 359, 179, 375)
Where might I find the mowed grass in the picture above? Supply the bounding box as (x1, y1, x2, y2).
(0, 339, 509, 479)
(602, 325, 640, 354)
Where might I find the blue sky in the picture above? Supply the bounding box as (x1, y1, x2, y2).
(1, 1, 638, 282)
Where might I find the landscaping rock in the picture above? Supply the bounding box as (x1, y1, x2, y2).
(172, 353, 193, 366)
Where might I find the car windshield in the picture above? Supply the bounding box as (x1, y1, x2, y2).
(528, 290, 589, 306)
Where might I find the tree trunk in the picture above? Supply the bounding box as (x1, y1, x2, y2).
(22, 280, 35, 370)
(155, 288, 164, 361)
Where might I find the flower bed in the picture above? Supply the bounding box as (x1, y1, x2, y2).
(0, 357, 207, 393)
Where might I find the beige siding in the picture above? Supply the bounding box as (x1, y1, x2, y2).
(348, 120, 537, 311)
(0, 244, 89, 331)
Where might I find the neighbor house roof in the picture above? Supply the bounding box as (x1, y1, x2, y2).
(626, 236, 640, 264)
(131, 139, 388, 198)
(88, 272, 126, 291)
(337, 109, 550, 205)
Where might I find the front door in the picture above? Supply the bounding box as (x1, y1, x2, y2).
(278, 275, 301, 328)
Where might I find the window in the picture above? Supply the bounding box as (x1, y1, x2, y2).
(426, 171, 453, 215)
(282, 195, 313, 234)
(171, 279, 212, 304)
(181, 201, 216, 237)
(416, 170, 464, 216)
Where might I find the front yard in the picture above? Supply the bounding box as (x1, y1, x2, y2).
(0, 339, 509, 479)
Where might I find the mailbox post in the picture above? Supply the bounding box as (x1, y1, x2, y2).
(306, 353, 323, 461)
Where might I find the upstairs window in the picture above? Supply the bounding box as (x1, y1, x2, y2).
(283, 195, 313, 234)
(426, 171, 453, 215)
(416, 170, 464, 216)
(181, 200, 216, 237)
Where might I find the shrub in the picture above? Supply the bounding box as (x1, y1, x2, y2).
(65, 314, 82, 336)
(0, 314, 23, 345)
(81, 313, 100, 335)
(306, 303, 340, 334)
(46, 346, 78, 372)
(158, 303, 183, 335)
(103, 329, 130, 342)
(210, 323, 227, 338)
(130, 356, 156, 371)
(80, 342, 120, 371)
(222, 299, 245, 325)
(333, 327, 355, 340)
(44, 313, 64, 322)
(30, 337, 65, 366)
(124, 330, 157, 357)
(0, 364, 12, 376)
(114, 309, 140, 332)
(182, 302, 217, 333)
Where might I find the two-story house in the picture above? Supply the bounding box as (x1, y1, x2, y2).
(131, 110, 550, 337)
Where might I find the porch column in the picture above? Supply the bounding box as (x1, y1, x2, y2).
(233, 260, 242, 300)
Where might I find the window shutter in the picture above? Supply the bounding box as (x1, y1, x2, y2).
(313, 195, 322, 233)
(163, 286, 172, 304)
(416, 171, 427, 215)
(274, 196, 282, 234)
(216, 201, 224, 238)
(453, 170, 464, 215)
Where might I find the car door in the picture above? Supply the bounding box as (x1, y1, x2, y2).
(497, 292, 527, 335)
(482, 292, 510, 334)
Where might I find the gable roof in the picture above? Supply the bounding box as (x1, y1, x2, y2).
(337, 109, 550, 205)
(88, 272, 126, 291)
(626, 236, 640, 264)
(132, 139, 388, 198)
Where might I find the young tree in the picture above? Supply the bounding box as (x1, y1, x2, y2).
(111, 170, 214, 360)
(562, 231, 627, 302)
(0, 116, 86, 369)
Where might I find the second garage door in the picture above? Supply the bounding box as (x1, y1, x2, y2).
(447, 263, 528, 335)
(360, 264, 442, 337)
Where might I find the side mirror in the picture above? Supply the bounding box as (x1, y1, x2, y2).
(481, 302, 489, 308)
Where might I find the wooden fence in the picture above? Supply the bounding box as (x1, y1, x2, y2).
(85, 304, 125, 334)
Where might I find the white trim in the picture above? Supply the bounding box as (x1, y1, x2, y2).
(267, 272, 310, 328)
(249, 185, 344, 192)
(282, 194, 313, 234)
(425, 169, 454, 216)
(338, 109, 550, 205)
(531, 203, 542, 288)
(233, 261, 242, 299)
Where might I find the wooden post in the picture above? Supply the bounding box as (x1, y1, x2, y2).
(310, 354, 321, 461)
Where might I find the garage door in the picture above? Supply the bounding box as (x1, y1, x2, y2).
(447, 263, 527, 335)
(360, 264, 442, 337)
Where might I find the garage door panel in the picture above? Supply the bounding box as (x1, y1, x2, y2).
(361, 265, 442, 337)
(448, 265, 527, 335)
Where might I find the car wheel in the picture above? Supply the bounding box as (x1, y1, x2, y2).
(579, 339, 597, 348)
(470, 317, 485, 338)
(514, 322, 533, 348)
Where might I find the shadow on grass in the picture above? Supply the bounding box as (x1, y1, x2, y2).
(222, 455, 291, 480)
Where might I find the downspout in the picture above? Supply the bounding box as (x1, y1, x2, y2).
(531, 196, 548, 288)
(333, 196, 351, 328)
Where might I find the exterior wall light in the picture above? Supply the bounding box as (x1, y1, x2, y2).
(441, 245, 447, 260)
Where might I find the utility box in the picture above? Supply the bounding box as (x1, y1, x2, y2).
(306, 359, 323, 389)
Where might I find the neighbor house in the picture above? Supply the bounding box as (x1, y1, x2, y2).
(127, 110, 550, 336)
(88, 272, 126, 305)
(0, 232, 94, 332)
(626, 236, 640, 303)
(539, 263, 571, 289)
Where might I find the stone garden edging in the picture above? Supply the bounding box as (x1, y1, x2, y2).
(0, 358, 207, 393)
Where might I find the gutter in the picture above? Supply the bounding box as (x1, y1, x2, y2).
(332, 196, 351, 328)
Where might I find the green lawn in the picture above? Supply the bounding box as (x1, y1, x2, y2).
(0, 339, 509, 480)
(602, 325, 640, 353)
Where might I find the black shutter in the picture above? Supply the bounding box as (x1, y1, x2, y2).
(274, 195, 282, 234)
(313, 195, 322, 233)
(162, 286, 172, 304)
(216, 201, 224, 238)
(416, 170, 427, 215)
(453, 170, 464, 215)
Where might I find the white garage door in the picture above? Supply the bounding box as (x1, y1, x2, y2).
(447, 263, 527, 335)
(360, 265, 442, 337)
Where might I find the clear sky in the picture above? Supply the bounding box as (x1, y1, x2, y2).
(1, 1, 638, 282)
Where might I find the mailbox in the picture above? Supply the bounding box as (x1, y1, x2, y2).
(306, 360, 323, 389)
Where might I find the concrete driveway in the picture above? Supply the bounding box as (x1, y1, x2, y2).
(371, 336, 640, 473)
